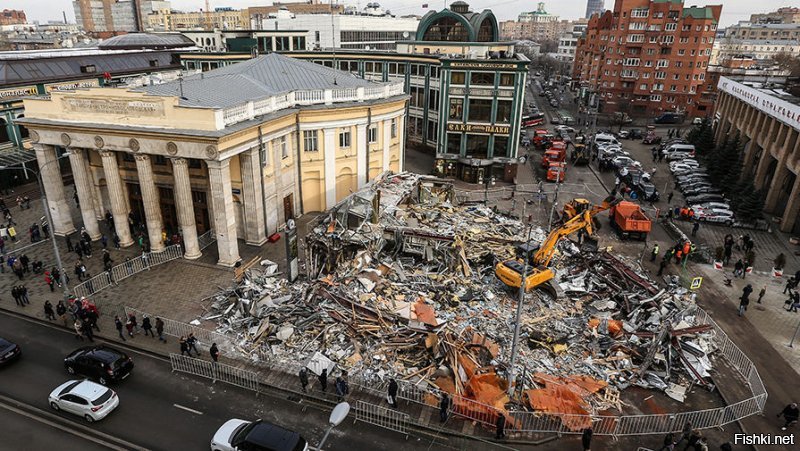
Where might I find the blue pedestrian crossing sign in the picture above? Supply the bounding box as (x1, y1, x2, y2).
(690, 277, 703, 290)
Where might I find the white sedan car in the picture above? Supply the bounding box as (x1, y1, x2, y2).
(670, 159, 699, 170)
(691, 202, 731, 211)
(695, 208, 735, 225)
(49, 379, 119, 422)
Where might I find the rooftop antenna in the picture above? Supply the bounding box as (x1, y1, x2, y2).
(178, 74, 188, 100)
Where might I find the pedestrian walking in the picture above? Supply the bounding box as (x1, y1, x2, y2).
(113, 233, 121, 249)
(674, 422, 692, 447)
(691, 222, 700, 237)
(65, 235, 73, 252)
(56, 300, 68, 327)
(757, 285, 766, 304)
(683, 430, 702, 451)
(582, 427, 592, 451)
(101, 234, 108, 249)
(667, 192, 674, 204)
(335, 373, 349, 401)
(777, 402, 799, 430)
(155, 317, 166, 342)
(388, 378, 399, 408)
(318, 368, 328, 392)
(657, 259, 668, 276)
(299, 367, 309, 393)
(44, 300, 55, 321)
(125, 316, 134, 337)
(784, 277, 797, 294)
(19, 284, 28, 304)
(734, 259, 744, 278)
(114, 315, 126, 341)
(142, 315, 154, 337)
(86, 309, 99, 331)
(495, 414, 506, 439)
(439, 393, 450, 422)
(658, 432, 675, 451)
(12, 286, 22, 306)
(82, 319, 94, 342)
(186, 333, 200, 356)
(128, 313, 139, 334)
(651, 243, 660, 262)
(739, 284, 753, 316)
(179, 336, 191, 356)
(74, 319, 84, 341)
(785, 290, 800, 312)
(209, 343, 220, 362)
(44, 271, 54, 292)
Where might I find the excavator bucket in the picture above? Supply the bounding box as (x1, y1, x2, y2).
(581, 236, 599, 253)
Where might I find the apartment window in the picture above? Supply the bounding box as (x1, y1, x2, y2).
(428, 89, 439, 112)
(499, 73, 514, 87)
(449, 98, 463, 120)
(665, 23, 677, 32)
(642, 72, 650, 79)
(495, 100, 513, 123)
(673, 74, 680, 80)
(80, 65, 96, 73)
(470, 72, 494, 86)
(624, 58, 640, 66)
(391, 118, 398, 138)
(468, 98, 492, 122)
(628, 34, 644, 43)
(677, 49, 685, 56)
(279, 136, 288, 159)
(303, 130, 318, 152)
(646, 48, 655, 55)
(653, 83, 664, 91)
(339, 130, 351, 148)
(649, 36, 658, 43)
(662, 36, 674, 45)
(630, 22, 646, 30)
(682, 25, 691, 31)
(451, 71, 466, 85)
(666, 96, 676, 103)
(644, 60, 653, 67)
(650, 94, 661, 102)
(680, 37, 689, 43)
(656, 60, 669, 68)
(675, 61, 683, 68)
(368, 125, 377, 144)
(655, 71, 666, 79)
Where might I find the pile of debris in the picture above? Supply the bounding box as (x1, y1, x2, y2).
(199, 172, 717, 430)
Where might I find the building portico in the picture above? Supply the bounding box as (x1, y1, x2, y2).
(20, 53, 408, 266)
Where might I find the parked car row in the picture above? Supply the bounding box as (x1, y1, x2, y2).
(593, 133, 659, 202)
(665, 141, 736, 225)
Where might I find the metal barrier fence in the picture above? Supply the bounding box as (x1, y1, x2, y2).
(353, 400, 410, 438)
(72, 244, 184, 298)
(197, 228, 216, 251)
(124, 306, 235, 353)
(170, 353, 260, 393)
(152, 305, 766, 438)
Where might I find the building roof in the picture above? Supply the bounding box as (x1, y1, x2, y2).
(98, 33, 196, 50)
(0, 50, 179, 88)
(137, 52, 380, 108)
(683, 7, 715, 21)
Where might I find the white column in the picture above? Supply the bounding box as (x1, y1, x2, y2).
(356, 123, 367, 188)
(99, 150, 133, 247)
(67, 148, 101, 240)
(382, 120, 391, 171)
(33, 144, 75, 236)
(398, 116, 406, 172)
(207, 159, 240, 266)
(239, 148, 267, 245)
(323, 128, 337, 209)
(171, 158, 201, 259)
(134, 155, 165, 253)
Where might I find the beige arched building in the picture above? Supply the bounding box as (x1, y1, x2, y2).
(19, 53, 407, 266)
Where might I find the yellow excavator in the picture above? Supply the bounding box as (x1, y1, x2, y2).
(495, 195, 620, 292)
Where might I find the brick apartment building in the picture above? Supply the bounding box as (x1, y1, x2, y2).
(572, 0, 722, 118)
(0, 9, 27, 26)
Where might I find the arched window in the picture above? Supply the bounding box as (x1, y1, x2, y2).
(422, 17, 470, 42)
(477, 18, 495, 41)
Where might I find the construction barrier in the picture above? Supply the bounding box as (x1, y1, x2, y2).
(197, 228, 216, 251)
(72, 244, 183, 298)
(124, 306, 235, 354)
(170, 353, 260, 393)
(155, 305, 766, 438)
(354, 400, 409, 438)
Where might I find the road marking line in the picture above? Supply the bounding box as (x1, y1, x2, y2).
(0, 394, 149, 451)
(173, 403, 203, 415)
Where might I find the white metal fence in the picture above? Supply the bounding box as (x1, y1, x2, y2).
(197, 228, 216, 251)
(170, 354, 260, 393)
(155, 305, 766, 438)
(72, 244, 183, 298)
(353, 400, 410, 438)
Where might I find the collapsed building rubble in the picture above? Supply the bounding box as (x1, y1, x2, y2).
(199, 172, 719, 431)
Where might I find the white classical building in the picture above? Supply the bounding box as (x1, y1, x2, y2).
(19, 54, 407, 266)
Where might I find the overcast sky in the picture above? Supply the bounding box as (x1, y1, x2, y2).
(4, 0, 792, 28)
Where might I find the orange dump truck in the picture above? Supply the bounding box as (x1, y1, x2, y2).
(541, 142, 567, 167)
(546, 162, 566, 182)
(609, 201, 651, 240)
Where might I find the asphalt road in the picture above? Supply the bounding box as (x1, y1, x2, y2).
(0, 311, 439, 451)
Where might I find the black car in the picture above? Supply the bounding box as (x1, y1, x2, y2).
(0, 338, 21, 366)
(64, 346, 134, 385)
(629, 129, 644, 140)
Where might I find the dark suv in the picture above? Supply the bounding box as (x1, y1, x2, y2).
(64, 346, 134, 385)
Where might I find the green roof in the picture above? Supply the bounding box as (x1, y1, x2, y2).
(683, 6, 714, 20)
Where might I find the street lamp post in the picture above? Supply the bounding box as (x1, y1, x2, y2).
(507, 222, 535, 396)
(317, 402, 350, 450)
(1, 153, 72, 303)
(483, 174, 496, 205)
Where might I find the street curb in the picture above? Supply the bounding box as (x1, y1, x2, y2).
(0, 305, 557, 447)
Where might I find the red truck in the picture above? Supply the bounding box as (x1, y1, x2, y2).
(541, 141, 567, 167)
(610, 201, 652, 240)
